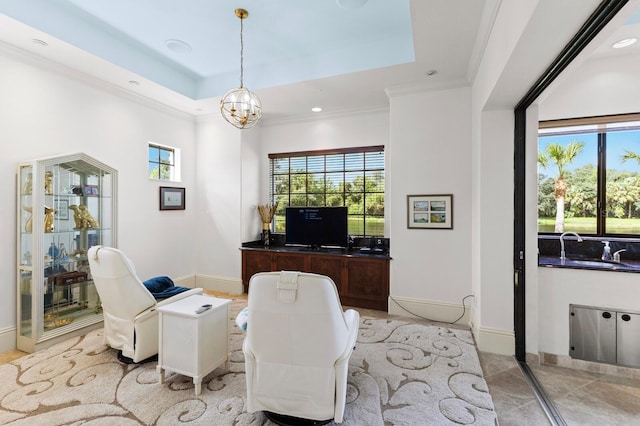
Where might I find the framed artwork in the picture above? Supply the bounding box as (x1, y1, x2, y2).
(407, 194, 453, 229)
(54, 199, 69, 220)
(160, 186, 185, 210)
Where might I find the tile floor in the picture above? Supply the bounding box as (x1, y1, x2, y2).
(4, 294, 640, 425)
(479, 351, 640, 425)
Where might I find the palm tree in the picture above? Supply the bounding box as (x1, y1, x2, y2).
(538, 141, 584, 232)
(620, 150, 640, 218)
(621, 150, 640, 165)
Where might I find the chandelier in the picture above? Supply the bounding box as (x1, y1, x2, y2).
(220, 8, 262, 129)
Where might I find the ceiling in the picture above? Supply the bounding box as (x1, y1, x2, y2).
(0, 1, 638, 124)
(0, 0, 489, 122)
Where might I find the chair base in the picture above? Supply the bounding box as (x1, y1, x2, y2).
(264, 411, 332, 426)
(116, 350, 157, 365)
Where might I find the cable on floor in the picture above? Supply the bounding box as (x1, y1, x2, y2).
(388, 294, 474, 324)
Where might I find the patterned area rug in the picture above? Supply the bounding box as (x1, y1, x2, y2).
(0, 301, 496, 425)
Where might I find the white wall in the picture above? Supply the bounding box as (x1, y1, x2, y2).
(241, 127, 263, 244)
(193, 116, 247, 293)
(468, 0, 542, 355)
(0, 47, 197, 351)
(476, 110, 515, 332)
(388, 87, 473, 308)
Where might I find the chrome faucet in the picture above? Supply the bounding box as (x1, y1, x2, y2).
(560, 232, 583, 261)
(613, 249, 627, 263)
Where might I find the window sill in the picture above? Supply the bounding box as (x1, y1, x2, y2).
(149, 178, 181, 183)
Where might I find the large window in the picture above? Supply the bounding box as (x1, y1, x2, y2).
(148, 143, 179, 181)
(538, 114, 640, 236)
(269, 146, 385, 237)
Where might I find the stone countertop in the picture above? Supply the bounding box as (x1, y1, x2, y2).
(240, 242, 391, 259)
(539, 255, 640, 273)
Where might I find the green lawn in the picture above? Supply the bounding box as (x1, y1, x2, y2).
(538, 217, 640, 234)
(349, 216, 384, 237)
(274, 215, 384, 237)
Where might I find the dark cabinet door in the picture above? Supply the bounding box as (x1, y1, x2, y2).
(242, 250, 273, 292)
(274, 252, 307, 272)
(344, 257, 389, 310)
(309, 255, 344, 292)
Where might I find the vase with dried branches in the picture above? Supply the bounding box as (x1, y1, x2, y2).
(257, 202, 278, 247)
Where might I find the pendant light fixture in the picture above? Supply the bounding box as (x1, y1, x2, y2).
(220, 8, 262, 129)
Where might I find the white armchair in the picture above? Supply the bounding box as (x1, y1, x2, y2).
(243, 271, 360, 424)
(87, 245, 203, 363)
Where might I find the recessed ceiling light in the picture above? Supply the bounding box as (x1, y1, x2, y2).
(128, 80, 140, 86)
(31, 39, 48, 47)
(336, 0, 368, 9)
(165, 39, 192, 54)
(426, 69, 438, 76)
(311, 107, 323, 112)
(612, 38, 637, 49)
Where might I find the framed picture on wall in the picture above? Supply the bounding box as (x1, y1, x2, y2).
(159, 186, 185, 210)
(407, 194, 453, 229)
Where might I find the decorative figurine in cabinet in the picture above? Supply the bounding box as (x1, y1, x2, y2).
(16, 153, 118, 353)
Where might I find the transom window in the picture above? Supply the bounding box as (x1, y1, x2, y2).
(148, 143, 179, 181)
(538, 114, 640, 236)
(269, 146, 385, 237)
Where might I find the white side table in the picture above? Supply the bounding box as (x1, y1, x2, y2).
(156, 294, 231, 395)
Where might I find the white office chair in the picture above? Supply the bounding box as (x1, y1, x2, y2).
(243, 271, 360, 424)
(88, 245, 203, 363)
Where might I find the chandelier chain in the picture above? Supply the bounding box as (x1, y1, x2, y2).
(239, 14, 244, 88)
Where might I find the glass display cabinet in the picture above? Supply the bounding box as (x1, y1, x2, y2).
(17, 153, 117, 353)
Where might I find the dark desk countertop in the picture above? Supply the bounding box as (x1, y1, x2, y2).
(240, 242, 391, 259)
(539, 256, 640, 273)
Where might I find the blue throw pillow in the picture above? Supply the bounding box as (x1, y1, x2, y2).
(143, 276, 190, 300)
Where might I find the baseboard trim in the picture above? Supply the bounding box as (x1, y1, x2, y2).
(173, 274, 197, 288)
(0, 325, 17, 353)
(195, 274, 243, 295)
(388, 297, 514, 355)
(539, 352, 640, 379)
(388, 296, 472, 324)
(475, 325, 515, 356)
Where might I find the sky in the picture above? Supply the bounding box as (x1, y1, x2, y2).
(539, 128, 640, 178)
